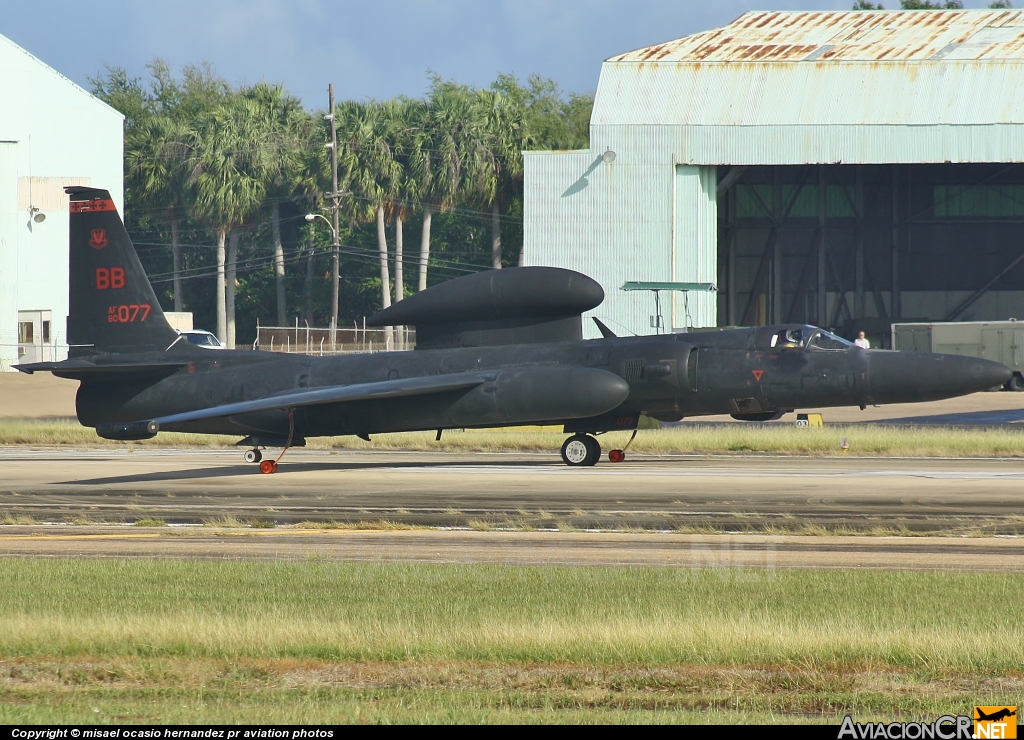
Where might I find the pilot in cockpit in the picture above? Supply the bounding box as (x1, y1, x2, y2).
(770, 328, 804, 349)
(771, 327, 855, 351)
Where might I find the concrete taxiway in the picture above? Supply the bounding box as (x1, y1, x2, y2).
(1, 449, 1022, 570)
(1, 448, 1022, 534)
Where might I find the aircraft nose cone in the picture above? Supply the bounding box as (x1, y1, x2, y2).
(868, 352, 1012, 404)
(974, 357, 1014, 389)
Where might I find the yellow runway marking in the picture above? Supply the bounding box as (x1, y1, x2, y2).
(0, 533, 163, 541)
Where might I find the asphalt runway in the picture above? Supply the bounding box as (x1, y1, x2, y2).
(1, 448, 1023, 534)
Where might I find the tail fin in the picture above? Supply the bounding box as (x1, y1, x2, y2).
(592, 317, 617, 339)
(66, 186, 177, 356)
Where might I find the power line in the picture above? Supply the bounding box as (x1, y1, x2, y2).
(144, 242, 491, 285)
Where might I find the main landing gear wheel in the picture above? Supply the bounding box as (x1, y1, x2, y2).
(243, 449, 262, 463)
(561, 434, 601, 467)
(259, 460, 278, 474)
(1007, 373, 1024, 392)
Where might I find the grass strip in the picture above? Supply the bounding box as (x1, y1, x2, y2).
(0, 560, 1021, 723)
(0, 560, 1021, 670)
(6, 417, 1024, 457)
(1, 657, 1020, 724)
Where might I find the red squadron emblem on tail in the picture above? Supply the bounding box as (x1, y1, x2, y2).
(89, 229, 108, 250)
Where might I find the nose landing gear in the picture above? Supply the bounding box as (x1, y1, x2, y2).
(607, 429, 638, 463)
(246, 410, 294, 474)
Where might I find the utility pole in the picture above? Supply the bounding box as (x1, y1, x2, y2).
(327, 83, 340, 347)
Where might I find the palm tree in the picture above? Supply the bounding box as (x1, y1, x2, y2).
(95, 62, 232, 313)
(336, 101, 403, 346)
(473, 88, 525, 270)
(242, 83, 316, 326)
(389, 99, 427, 348)
(125, 114, 191, 311)
(411, 80, 477, 291)
(187, 95, 267, 348)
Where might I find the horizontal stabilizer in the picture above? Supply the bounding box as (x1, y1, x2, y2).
(147, 373, 486, 429)
(16, 358, 189, 380)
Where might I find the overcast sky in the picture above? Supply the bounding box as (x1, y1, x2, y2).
(3, 0, 1005, 106)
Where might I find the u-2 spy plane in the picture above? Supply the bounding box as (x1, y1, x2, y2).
(16, 186, 1012, 472)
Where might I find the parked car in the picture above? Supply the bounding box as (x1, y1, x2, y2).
(177, 330, 225, 349)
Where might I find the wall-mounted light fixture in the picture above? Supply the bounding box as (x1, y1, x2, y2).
(602, 148, 616, 164)
(29, 206, 45, 223)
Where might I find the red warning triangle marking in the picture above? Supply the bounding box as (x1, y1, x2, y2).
(752, 369, 764, 382)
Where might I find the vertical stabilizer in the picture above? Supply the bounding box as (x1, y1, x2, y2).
(66, 186, 177, 356)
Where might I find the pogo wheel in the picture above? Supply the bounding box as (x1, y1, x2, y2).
(608, 449, 625, 463)
(259, 460, 277, 474)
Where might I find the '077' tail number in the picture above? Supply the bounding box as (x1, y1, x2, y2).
(108, 304, 151, 323)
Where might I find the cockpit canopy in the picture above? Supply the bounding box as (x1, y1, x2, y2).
(767, 326, 855, 352)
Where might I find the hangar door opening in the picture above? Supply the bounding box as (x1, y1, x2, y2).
(717, 163, 1024, 347)
(672, 165, 717, 330)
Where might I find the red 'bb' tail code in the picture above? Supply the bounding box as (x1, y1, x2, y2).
(66, 186, 177, 356)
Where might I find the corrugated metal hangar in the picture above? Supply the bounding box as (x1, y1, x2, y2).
(524, 10, 1024, 345)
(0, 33, 123, 370)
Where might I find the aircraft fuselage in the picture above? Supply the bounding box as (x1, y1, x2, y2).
(72, 323, 1009, 441)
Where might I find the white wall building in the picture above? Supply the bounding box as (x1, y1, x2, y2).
(524, 10, 1024, 342)
(0, 33, 123, 370)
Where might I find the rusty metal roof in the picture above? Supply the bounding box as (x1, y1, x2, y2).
(610, 10, 1024, 64)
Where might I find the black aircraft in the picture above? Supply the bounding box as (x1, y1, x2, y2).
(975, 708, 1017, 723)
(16, 186, 1012, 472)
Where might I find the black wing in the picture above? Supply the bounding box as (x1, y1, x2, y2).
(148, 372, 486, 429)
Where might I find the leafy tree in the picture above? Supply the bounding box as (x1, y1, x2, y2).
(899, 0, 963, 7)
(93, 62, 233, 314)
(492, 73, 593, 151)
(92, 62, 593, 344)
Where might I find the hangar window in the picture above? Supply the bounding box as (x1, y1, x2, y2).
(934, 184, 1024, 218)
(735, 184, 854, 219)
